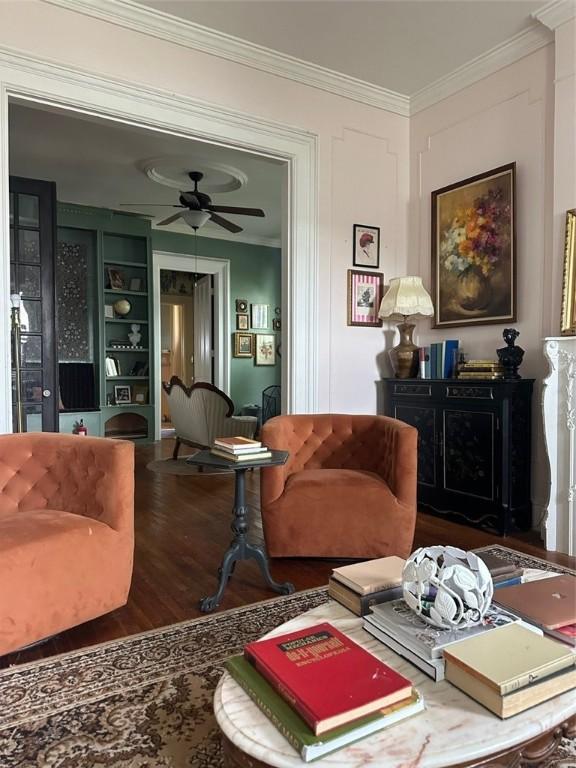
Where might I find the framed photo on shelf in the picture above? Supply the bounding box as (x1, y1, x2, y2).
(106, 267, 125, 290)
(353, 224, 380, 268)
(347, 270, 384, 327)
(431, 162, 516, 328)
(129, 277, 143, 292)
(561, 209, 576, 335)
(236, 313, 249, 330)
(251, 303, 269, 329)
(233, 332, 254, 358)
(132, 383, 149, 404)
(114, 384, 131, 404)
(104, 304, 114, 319)
(235, 298, 248, 313)
(255, 334, 276, 365)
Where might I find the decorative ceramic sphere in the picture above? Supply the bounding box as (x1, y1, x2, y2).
(113, 298, 131, 317)
(402, 545, 493, 629)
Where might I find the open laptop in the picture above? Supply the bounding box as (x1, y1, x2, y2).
(493, 574, 576, 630)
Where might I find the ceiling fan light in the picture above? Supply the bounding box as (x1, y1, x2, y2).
(181, 210, 211, 229)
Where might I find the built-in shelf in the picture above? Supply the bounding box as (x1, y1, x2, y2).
(103, 260, 148, 268)
(106, 375, 149, 380)
(105, 347, 149, 352)
(104, 289, 148, 296)
(104, 318, 148, 324)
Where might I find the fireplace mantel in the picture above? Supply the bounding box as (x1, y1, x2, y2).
(543, 337, 576, 555)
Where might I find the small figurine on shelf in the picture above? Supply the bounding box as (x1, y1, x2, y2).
(128, 323, 142, 349)
(74, 419, 88, 436)
(496, 328, 524, 379)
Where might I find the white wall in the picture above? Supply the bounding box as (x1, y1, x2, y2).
(408, 45, 557, 525)
(0, 0, 410, 416)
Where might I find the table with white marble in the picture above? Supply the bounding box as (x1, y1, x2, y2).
(214, 600, 576, 768)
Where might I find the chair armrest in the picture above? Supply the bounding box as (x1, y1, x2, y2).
(0, 433, 134, 533)
(222, 415, 258, 440)
(260, 417, 292, 506)
(372, 417, 418, 509)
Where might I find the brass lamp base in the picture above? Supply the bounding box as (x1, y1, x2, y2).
(389, 322, 419, 379)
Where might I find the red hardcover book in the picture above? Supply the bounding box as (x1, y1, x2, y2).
(244, 622, 412, 735)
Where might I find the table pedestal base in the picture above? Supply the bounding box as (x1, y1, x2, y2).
(200, 467, 294, 612)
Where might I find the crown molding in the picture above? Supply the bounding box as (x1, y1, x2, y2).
(152, 224, 281, 250)
(409, 23, 553, 115)
(532, 0, 576, 30)
(42, 0, 410, 117)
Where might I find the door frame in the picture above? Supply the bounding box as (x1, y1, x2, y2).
(0, 47, 319, 434)
(152, 251, 229, 440)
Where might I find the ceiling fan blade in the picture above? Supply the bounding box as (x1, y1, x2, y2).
(209, 212, 243, 234)
(119, 204, 186, 207)
(208, 205, 265, 217)
(157, 212, 184, 226)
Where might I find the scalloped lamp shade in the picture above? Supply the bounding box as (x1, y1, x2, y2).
(378, 276, 434, 379)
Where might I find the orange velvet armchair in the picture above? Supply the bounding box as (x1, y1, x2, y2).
(0, 433, 134, 656)
(260, 414, 417, 558)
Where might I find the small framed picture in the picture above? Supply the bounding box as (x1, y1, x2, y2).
(129, 277, 143, 292)
(236, 313, 249, 330)
(347, 270, 384, 327)
(235, 298, 248, 313)
(255, 334, 276, 366)
(132, 383, 149, 404)
(114, 384, 131, 404)
(353, 225, 380, 268)
(233, 332, 254, 358)
(106, 267, 125, 290)
(272, 317, 281, 331)
(104, 304, 114, 319)
(251, 303, 269, 329)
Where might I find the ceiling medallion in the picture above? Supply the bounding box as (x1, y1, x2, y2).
(141, 157, 247, 193)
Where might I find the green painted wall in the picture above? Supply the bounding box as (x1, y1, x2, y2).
(152, 231, 281, 412)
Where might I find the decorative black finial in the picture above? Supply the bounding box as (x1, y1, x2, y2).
(497, 328, 524, 379)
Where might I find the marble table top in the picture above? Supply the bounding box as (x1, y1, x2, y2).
(214, 600, 576, 768)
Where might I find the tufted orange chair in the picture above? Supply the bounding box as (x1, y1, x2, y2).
(0, 433, 134, 656)
(260, 414, 417, 558)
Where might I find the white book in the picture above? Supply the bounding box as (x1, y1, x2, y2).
(363, 619, 445, 681)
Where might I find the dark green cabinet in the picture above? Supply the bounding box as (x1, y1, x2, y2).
(380, 379, 534, 535)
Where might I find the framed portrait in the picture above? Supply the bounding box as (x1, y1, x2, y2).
(233, 332, 253, 358)
(251, 303, 269, 329)
(132, 383, 149, 404)
(353, 224, 380, 268)
(236, 313, 249, 330)
(561, 209, 576, 335)
(114, 384, 131, 404)
(235, 298, 248, 313)
(272, 317, 281, 331)
(106, 267, 125, 290)
(347, 270, 384, 327)
(432, 163, 516, 328)
(255, 334, 276, 365)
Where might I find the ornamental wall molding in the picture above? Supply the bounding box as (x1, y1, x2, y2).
(43, 0, 554, 118)
(532, 0, 576, 30)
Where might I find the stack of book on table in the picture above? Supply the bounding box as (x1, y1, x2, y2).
(363, 599, 523, 682)
(225, 622, 424, 762)
(328, 556, 405, 616)
(457, 359, 504, 379)
(210, 436, 271, 462)
(443, 623, 576, 718)
(493, 574, 576, 648)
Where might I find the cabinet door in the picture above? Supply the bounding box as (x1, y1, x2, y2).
(442, 408, 495, 500)
(394, 404, 437, 487)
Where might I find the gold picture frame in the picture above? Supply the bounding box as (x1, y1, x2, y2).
(233, 332, 253, 358)
(561, 209, 576, 335)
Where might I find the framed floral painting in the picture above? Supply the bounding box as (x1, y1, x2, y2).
(431, 163, 516, 328)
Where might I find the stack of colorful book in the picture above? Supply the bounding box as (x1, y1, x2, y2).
(443, 623, 576, 717)
(328, 556, 405, 616)
(210, 436, 271, 462)
(493, 574, 576, 647)
(225, 622, 424, 762)
(457, 359, 504, 379)
(363, 598, 523, 681)
(418, 340, 459, 379)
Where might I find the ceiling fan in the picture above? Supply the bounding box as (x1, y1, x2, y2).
(122, 171, 265, 234)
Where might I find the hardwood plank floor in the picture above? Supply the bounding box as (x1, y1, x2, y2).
(2, 439, 573, 669)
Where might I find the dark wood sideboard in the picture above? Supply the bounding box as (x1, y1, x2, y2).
(379, 378, 534, 535)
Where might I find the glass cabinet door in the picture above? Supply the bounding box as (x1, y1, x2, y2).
(9, 177, 58, 432)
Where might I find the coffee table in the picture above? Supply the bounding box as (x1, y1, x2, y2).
(187, 449, 295, 612)
(214, 599, 576, 767)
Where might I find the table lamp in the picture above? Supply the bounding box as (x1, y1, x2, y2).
(378, 276, 434, 378)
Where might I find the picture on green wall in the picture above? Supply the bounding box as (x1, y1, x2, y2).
(255, 334, 275, 366)
(234, 332, 253, 358)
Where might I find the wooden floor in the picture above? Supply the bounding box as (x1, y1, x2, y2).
(2, 440, 574, 669)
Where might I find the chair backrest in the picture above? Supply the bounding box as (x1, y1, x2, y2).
(262, 385, 281, 424)
(163, 377, 235, 448)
